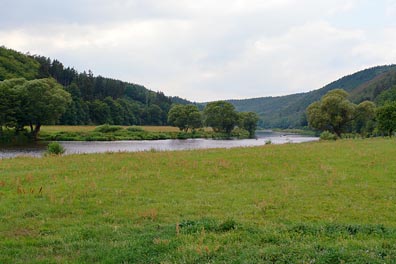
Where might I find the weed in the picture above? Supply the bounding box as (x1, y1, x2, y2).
(46, 142, 65, 155)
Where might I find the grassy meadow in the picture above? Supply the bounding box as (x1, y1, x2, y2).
(37, 125, 218, 141)
(40, 125, 182, 133)
(1, 138, 396, 263)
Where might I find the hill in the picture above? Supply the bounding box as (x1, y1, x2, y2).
(0, 46, 182, 126)
(229, 65, 396, 128)
(2, 46, 396, 129)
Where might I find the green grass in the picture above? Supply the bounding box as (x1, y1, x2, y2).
(40, 125, 183, 133)
(38, 125, 245, 141)
(38, 125, 208, 141)
(1, 138, 396, 263)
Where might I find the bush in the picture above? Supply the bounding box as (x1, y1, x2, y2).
(94, 124, 124, 133)
(176, 132, 189, 139)
(46, 142, 65, 155)
(320, 131, 337, 141)
(127, 126, 144, 132)
(231, 127, 250, 139)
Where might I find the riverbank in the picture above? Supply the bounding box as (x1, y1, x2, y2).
(1, 138, 395, 262)
(0, 131, 318, 158)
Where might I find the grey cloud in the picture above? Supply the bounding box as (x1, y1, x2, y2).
(1, 1, 396, 101)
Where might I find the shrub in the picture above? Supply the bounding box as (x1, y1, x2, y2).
(94, 124, 124, 133)
(231, 127, 250, 139)
(127, 126, 144, 132)
(320, 131, 337, 140)
(46, 142, 65, 155)
(177, 132, 189, 139)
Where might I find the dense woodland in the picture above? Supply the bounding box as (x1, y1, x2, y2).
(0, 46, 183, 126)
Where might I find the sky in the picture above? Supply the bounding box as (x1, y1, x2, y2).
(1, 0, 396, 102)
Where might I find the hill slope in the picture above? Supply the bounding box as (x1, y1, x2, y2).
(229, 65, 396, 128)
(0, 46, 181, 126)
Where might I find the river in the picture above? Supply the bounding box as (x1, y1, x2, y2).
(0, 131, 318, 158)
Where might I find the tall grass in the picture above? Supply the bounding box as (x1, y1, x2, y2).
(1, 138, 396, 262)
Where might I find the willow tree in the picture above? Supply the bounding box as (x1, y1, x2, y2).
(203, 101, 239, 134)
(0, 78, 71, 139)
(306, 89, 356, 137)
(168, 104, 202, 132)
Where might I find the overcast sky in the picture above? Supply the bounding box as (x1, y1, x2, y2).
(1, 0, 396, 102)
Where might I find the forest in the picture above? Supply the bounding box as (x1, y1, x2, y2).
(0, 46, 181, 126)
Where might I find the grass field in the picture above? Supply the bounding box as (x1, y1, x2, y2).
(1, 138, 396, 263)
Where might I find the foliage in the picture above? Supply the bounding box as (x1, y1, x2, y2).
(229, 65, 396, 128)
(0, 46, 40, 80)
(376, 102, 396, 136)
(0, 78, 71, 140)
(319, 131, 337, 141)
(376, 87, 396, 106)
(46, 142, 65, 155)
(238, 112, 259, 138)
(168, 104, 202, 132)
(353, 101, 376, 136)
(203, 101, 239, 134)
(306, 89, 354, 136)
(230, 127, 250, 139)
(38, 125, 213, 141)
(1, 139, 396, 262)
(0, 46, 173, 127)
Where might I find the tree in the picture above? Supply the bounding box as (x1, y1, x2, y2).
(0, 78, 26, 131)
(354, 101, 376, 135)
(376, 102, 396, 136)
(0, 78, 71, 139)
(306, 89, 356, 137)
(168, 104, 202, 132)
(22, 78, 72, 139)
(203, 101, 239, 134)
(239, 112, 259, 138)
(89, 100, 111, 124)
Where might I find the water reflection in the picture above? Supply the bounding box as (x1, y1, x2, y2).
(0, 131, 318, 158)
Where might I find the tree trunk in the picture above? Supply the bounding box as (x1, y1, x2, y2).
(32, 122, 41, 141)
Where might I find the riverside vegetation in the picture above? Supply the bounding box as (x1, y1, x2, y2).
(36, 125, 252, 141)
(1, 138, 396, 263)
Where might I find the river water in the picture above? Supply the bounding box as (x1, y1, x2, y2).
(0, 131, 318, 159)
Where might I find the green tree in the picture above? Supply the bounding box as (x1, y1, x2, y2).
(0, 78, 71, 139)
(239, 112, 260, 138)
(168, 104, 202, 132)
(22, 78, 72, 139)
(354, 101, 376, 135)
(306, 89, 356, 137)
(376, 102, 396, 136)
(203, 101, 239, 134)
(0, 78, 26, 132)
(89, 100, 111, 124)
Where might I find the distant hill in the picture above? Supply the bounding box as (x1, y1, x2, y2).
(228, 65, 396, 128)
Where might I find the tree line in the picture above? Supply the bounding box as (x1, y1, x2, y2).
(306, 88, 396, 137)
(168, 101, 259, 138)
(33, 56, 174, 126)
(0, 47, 176, 127)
